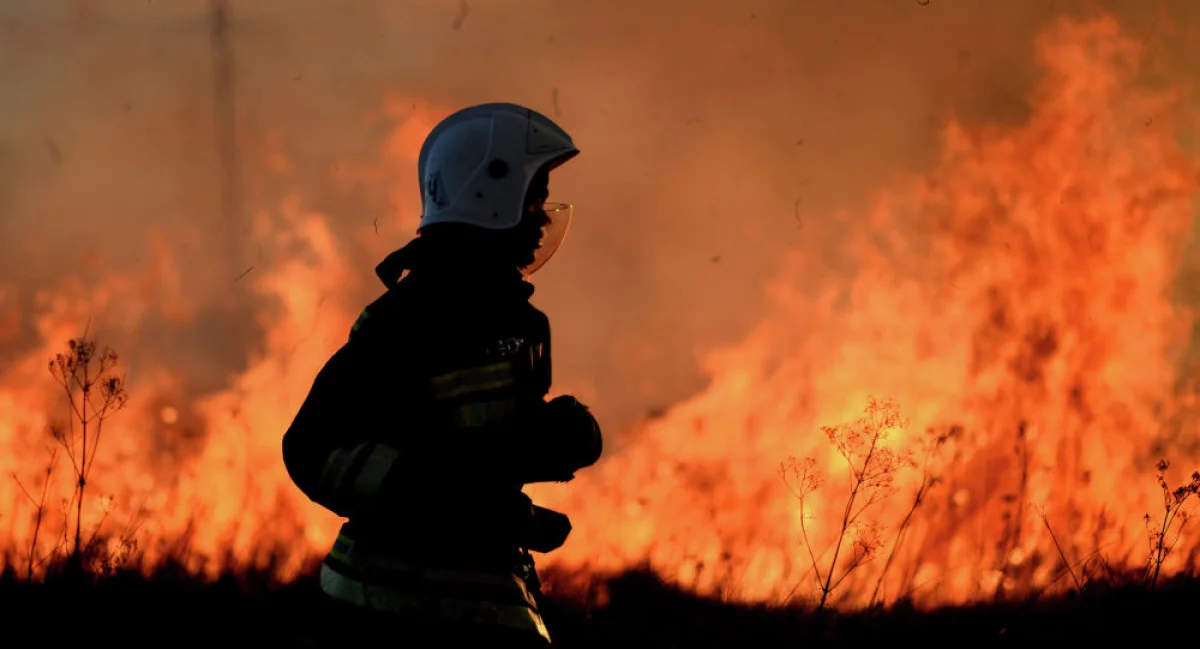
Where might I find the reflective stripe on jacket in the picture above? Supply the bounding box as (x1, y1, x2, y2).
(319, 532, 550, 642)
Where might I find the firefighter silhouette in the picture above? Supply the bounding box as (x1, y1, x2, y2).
(282, 103, 602, 646)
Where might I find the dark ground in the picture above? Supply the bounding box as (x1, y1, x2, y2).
(0, 564, 1194, 648)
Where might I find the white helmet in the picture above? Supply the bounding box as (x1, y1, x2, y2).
(416, 102, 580, 275)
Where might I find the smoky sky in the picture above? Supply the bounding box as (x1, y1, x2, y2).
(0, 0, 1196, 432)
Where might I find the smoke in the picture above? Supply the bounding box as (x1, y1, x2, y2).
(0, 0, 1197, 434)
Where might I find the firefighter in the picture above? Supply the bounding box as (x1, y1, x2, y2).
(282, 102, 603, 646)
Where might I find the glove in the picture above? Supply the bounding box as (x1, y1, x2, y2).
(527, 505, 572, 553)
(523, 395, 603, 482)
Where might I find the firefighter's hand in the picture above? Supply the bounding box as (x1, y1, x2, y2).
(527, 505, 572, 553)
(541, 395, 603, 472)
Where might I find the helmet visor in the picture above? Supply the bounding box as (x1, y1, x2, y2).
(521, 202, 572, 277)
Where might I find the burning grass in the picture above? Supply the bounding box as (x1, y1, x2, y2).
(0, 554, 1192, 647)
(1, 336, 1196, 648)
(2, 12, 1200, 644)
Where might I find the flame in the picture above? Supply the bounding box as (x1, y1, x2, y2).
(1, 13, 1198, 612)
(534, 14, 1200, 606)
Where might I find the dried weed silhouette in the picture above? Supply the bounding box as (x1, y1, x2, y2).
(781, 397, 938, 611)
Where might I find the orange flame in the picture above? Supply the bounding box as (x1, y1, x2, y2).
(0, 13, 1198, 612)
(533, 13, 1200, 606)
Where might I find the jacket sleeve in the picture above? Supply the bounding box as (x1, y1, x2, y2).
(508, 317, 602, 482)
(281, 331, 410, 519)
(282, 299, 603, 518)
(517, 313, 603, 480)
(419, 312, 603, 485)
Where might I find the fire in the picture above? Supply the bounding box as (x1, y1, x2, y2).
(1, 12, 1198, 611)
(0, 199, 357, 580)
(534, 14, 1200, 606)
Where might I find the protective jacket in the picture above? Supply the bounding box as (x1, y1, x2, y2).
(282, 240, 603, 644)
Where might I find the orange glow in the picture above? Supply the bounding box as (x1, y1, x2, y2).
(531, 14, 1200, 606)
(1, 13, 1198, 612)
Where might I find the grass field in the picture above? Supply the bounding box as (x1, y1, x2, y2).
(3, 336, 1195, 647)
(0, 559, 1187, 648)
